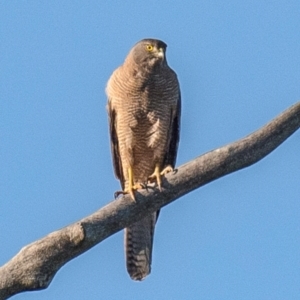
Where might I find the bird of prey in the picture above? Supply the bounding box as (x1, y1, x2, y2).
(106, 38, 181, 281)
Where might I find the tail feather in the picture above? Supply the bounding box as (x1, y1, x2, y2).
(125, 212, 157, 281)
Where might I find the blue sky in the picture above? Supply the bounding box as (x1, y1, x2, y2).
(1, 1, 299, 299)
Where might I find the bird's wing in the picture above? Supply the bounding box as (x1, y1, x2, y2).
(107, 99, 125, 190)
(163, 91, 181, 168)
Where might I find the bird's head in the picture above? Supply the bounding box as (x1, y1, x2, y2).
(128, 38, 168, 68)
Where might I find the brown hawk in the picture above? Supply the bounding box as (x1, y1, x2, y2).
(106, 38, 181, 280)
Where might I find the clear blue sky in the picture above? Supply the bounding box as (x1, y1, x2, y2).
(1, 1, 299, 299)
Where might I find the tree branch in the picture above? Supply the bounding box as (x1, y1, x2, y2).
(1, 102, 299, 299)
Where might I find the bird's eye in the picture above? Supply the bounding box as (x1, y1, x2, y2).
(146, 44, 154, 52)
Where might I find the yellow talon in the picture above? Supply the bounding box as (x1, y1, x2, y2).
(149, 164, 161, 190)
(114, 167, 138, 200)
(125, 166, 135, 200)
(148, 164, 173, 191)
(161, 165, 173, 175)
(118, 167, 144, 201)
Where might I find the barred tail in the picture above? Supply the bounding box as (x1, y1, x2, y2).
(125, 213, 157, 281)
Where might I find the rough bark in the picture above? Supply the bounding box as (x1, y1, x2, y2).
(0, 102, 299, 299)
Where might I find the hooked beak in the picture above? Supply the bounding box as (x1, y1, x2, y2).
(156, 47, 165, 58)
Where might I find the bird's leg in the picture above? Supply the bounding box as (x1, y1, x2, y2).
(126, 166, 136, 200)
(148, 163, 173, 191)
(114, 166, 136, 200)
(114, 167, 148, 200)
(149, 164, 162, 191)
(123, 167, 144, 200)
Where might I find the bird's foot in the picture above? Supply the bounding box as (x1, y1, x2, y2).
(148, 164, 173, 191)
(114, 182, 144, 201)
(160, 165, 173, 176)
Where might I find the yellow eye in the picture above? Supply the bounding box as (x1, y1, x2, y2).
(146, 44, 154, 51)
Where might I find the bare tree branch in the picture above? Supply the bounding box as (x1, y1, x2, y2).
(0, 102, 299, 299)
